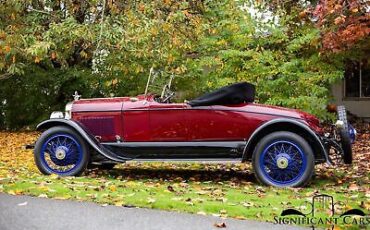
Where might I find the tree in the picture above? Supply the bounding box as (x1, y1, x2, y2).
(312, 0, 370, 52)
(190, 0, 343, 119)
(0, 0, 353, 129)
(0, 0, 205, 128)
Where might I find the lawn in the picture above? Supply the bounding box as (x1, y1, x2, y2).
(0, 130, 369, 229)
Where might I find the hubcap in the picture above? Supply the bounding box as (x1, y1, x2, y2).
(55, 147, 67, 160)
(277, 156, 289, 169)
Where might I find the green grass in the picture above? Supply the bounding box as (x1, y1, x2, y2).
(1, 162, 369, 229)
(0, 132, 369, 229)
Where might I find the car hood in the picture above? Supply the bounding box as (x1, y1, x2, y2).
(72, 97, 129, 112)
(216, 103, 320, 124)
(71, 95, 152, 112)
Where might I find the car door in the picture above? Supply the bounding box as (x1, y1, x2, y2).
(122, 98, 150, 142)
(185, 104, 253, 141)
(149, 101, 188, 141)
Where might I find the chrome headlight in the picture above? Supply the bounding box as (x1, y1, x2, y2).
(65, 102, 73, 119)
(335, 120, 344, 129)
(50, 111, 64, 119)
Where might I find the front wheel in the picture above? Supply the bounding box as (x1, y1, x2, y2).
(34, 126, 89, 176)
(252, 131, 314, 187)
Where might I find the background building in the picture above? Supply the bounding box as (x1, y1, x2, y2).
(332, 59, 370, 119)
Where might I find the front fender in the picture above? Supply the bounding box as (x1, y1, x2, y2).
(242, 118, 329, 164)
(37, 119, 129, 162)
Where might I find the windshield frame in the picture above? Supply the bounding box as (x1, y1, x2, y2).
(144, 68, 174, 98)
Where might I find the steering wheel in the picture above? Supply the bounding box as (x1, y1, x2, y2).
(161, 85, 175, 103)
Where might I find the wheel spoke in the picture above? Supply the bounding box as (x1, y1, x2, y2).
(280, 143, 285, 153)
(286, 145, 292, 154)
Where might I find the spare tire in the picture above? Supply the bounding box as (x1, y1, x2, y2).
(339, 128, 352, 164)
(336, 105, 352, 164)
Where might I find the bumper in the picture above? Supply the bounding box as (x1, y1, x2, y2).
(348, 124, 357, 144)
(321, 121, 355, 165)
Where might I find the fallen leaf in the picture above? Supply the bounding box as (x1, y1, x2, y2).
(17, 201, 27, 206)
(50, 174, 59, 179)
(115, 201, 124, 206)
(179, 182, 189, 188)
(167, 185, 175, 192)
(242, 202, 254, 208)
(214, 222, 226, 228)
(365, 192, 370, 198)
(348, 184, 358, 191)
(109, 185, 117, 192)
(220, 209, 227, 214)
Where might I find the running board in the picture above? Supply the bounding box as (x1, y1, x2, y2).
(101, 141, 246, 159)
(127, 158, 242, 162)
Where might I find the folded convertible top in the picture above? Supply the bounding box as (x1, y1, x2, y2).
(188, 82, 255, 107)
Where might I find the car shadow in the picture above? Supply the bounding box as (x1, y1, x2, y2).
(88, 164, 257, 183)
(87, 164, 347, 187)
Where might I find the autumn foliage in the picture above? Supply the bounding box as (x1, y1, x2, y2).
(0, 0, 368, 128)
(312, 0, 370, 52)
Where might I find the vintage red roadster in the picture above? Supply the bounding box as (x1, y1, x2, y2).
(33, 70, 356, 187)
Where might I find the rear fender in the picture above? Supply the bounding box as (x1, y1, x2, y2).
(37, 119, 129, 162)
(242, 118, 329, 164)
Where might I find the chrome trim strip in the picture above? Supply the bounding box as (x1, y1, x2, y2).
(74, 107, 303, 121)
(103, 141, 245, 148)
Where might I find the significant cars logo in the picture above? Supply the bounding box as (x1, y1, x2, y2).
(274, 194, 369, 228)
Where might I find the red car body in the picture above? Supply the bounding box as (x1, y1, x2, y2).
(37, 92, 329, 164)
(72, 94, 323, 143)
(33, 80, 353, 187)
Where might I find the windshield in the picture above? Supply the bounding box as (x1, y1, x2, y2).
(144, 68, 174, 96)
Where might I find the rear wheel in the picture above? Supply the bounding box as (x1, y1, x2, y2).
(34, 126, 89, 176)
(252, 131, 314, 187)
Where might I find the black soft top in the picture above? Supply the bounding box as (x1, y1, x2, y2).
(188, 82, 255, 107)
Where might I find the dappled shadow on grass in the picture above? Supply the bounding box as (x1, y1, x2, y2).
(309, 173, 337, 187)
(87, 161, 369, 189)
(87, 163, 257, 184)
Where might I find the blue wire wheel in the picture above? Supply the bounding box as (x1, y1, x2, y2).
(39, 133, 84, 175)
(253, 132, 314, 187)
(259, 140, 307, 186)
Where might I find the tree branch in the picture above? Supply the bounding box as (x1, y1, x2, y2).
(0, 73, 12, 81)
(27, 8, 51, 15)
